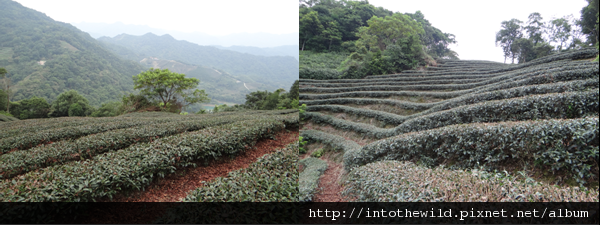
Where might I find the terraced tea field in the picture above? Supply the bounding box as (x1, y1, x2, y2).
(299, 48, 599, 202)
(0, 110, 299, 203)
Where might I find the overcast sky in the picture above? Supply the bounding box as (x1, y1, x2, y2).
(368, 0, 589, 63)
(13, 0, 299, 36)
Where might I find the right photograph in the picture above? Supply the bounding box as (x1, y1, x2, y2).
(298, 0, 599, 204)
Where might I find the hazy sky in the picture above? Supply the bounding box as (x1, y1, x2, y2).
(13, 0, 299, 36)
(368, 0, 589, 63)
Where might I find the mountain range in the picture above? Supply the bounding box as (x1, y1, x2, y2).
(0, 0, 298, 107)
(72, 22, 299, 49)
(98, 33, 298, 104)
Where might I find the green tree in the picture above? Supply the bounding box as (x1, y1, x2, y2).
(322, 21, 342, 50)
(68, 103, 84, 117)
(289, 80, 299, 100)
(496, 19, 523, 64)
(547, 17, 572, 52)
(525, 13, 546, 45)
(133, 68, 210, 112)
(91, 101, 122, 117)
(578, 0, 599, 46)
(48, 90, 93, 117)
(16, 96, 50, 119)
(0, 89, 6, 112)
(300, 11, 325, 51)
(355, 13, 424, 52)
(0, 67, 9, 113)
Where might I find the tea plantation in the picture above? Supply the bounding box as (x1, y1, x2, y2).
(299, 48, 599, 202)
(0, 110, 298, 202)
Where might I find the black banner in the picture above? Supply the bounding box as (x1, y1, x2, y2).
(1, 202, 597, 224)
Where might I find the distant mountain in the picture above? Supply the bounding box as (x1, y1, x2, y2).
(73, 22, 299, 48)
(98, 33, 298, 97)
(0, 0, 145, 106)
(212, 45, 299, 60)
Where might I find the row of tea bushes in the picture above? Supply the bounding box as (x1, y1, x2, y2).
(305, 80, 599, 126)
(300, 63, 598, 101)
(300, 130, 361, 153)
(368, 48, 597, 79)
(344, 117, 599, 185)
(155, 143, 300, 223)
(0, 115, 297, 202)
(299, 157, 328, 202)
(306, 77, 490, 88)
(343, 160, 599, 202)
(0, 114, 263, 179)
(305, 90, 599, 139)
(0, 119, 162, 155)
(180, 142, 300, 202)
(302, 59, 583, 84)
(300, 62, 597, 94)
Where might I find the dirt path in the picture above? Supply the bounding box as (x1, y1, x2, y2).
(74, 130, 299, 223)
(312, 159, 348, 202)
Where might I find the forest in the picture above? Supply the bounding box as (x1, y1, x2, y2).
(299, 0, 458, 80)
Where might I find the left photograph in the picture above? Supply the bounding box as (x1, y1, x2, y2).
(0, 0, 299, 223)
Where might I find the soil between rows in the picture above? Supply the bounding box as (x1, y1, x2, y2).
(72, 129, 299, 224)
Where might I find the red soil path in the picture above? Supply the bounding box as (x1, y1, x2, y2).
(73, 130, 299, 224)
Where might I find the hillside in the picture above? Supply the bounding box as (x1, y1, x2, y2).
(97, 33, 298, 92)
(0, 0, 145, 106)
(299, 48, 599, 202)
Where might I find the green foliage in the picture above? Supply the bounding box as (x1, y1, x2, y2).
(67, 103, 84, 117)
(91, 101, 121, 117)
(0, 89, 6, 111)
(311, 148, 324, 158)
(133, 68, 210, 112)
(119, 93, 155, 113)
(13, 96, 50, 119)
(48, 90, 93, 117)
(299, 136, 308, 154)
(578, 0, 599, 46)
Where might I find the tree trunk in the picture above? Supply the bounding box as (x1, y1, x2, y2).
(302, 40, 306, 51)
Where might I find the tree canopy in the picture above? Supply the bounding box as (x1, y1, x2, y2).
(48, 90, 93, 117)
(133, 68, 209, 112)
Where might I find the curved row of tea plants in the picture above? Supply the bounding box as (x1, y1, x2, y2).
(299, 157, 328, 202)
(305, 90, 598, 138)
(344, 117, 599, 185)
(179, 141, 300, 202)
(0, 114, 298, 202)
(300, 62, 597, 93)
(0, 113, 275, 179)
(305, 80, 599, 125)
(301, 59, 590, 85)
(344, 160, 599, 202)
